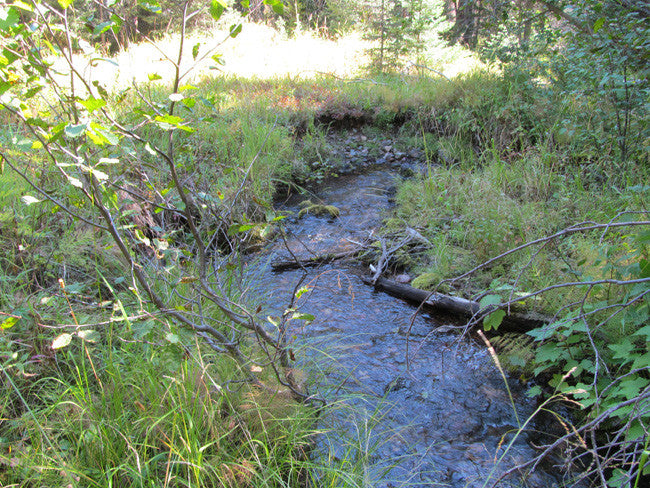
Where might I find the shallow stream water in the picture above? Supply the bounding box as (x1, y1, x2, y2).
(248, 159, 567, 487)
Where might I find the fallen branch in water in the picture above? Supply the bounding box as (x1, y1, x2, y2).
(370, 227, 431, 284)
(271, 248, 365, 271)
(366, 276, 549, 332)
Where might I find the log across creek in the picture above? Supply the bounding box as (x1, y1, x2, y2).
(364, 276, 550, 333)
(272, 252, 550, 333)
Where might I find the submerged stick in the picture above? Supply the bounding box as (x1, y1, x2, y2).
(271, 249, 365, 271)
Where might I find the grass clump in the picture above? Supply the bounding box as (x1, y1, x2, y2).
(0, 286, 319, 488)
(297, 200, 340, 219)
(393, 136, 648, 305)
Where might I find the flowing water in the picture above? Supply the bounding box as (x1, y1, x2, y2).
(248, 158, 568, 487)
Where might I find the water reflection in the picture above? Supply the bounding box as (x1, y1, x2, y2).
(247, 167, 565, 487)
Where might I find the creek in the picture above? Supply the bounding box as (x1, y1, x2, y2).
(247, 139, 568, 488)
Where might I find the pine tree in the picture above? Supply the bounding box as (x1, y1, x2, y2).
(363, 0, 430, 73)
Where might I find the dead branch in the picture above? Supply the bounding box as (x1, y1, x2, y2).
(367, 276, 549, 332)
(271, 248, 366, 271)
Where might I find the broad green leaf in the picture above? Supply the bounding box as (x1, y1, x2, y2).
(93, 21, 116, 36)
(52, 333, 73, 349)
(0, 81, 11, 96)
(133, 320, 154, 339)
(295, 286, 310, 299)
(608, 338, 635, 359)
(77, 330, 100, 342)
(607, 468, 629, 488)
(109, 13, 122, 32)
(534, 343, 564, 371)
(140, 1, 161, 14)
(88, 123, 119, 146)
(227, 223, 255, 236)
(26, 117, 51, 130)
(153, 114, 183, 130)
(479, 294, 501, 309)
(229, 23, 242, 38)
(67, 175, 83, 188)
(65, 123, 88, 138)
(525, 385, 542, 397)
(631, 352, 650, 370)
(593, 18, 605, 33)
(11, 1, 33, 12)
(85, 130, 105, 146)
(632, 324, 650, 339)
(625, 421, 647, 442)
(14, 137, 41, 151)
(483, 309, 505, 331)
(1, 48, 19, 66)
(57, 0, 74, 9)
(192, 42, 200, 60)
(210, 0, 226, 21)
(148, 73, 163, 81)
(63, 282, 85, 294)
(263, 0, 284, 15)
(21, 195, 41, 205)
(79, 97, 106, 112)
(613, 376, 648, 401)
(177, 124, 195, 133)
(292, 312, 315, 322)
(1, 316, 19, 329)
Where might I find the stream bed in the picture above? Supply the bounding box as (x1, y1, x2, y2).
(247, 154, 568, 487)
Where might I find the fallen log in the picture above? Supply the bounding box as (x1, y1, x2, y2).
(367, 276, 550, 333)
(271, 249, 364, 271)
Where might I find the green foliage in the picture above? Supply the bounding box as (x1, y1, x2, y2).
(0, 290, 316, 487)
(490, 333, 536, 372)
(524, 228, 650, 484)
(451, 0, 650, 165)
(362, 0, 431, 73)
(0, 4, 332, 487)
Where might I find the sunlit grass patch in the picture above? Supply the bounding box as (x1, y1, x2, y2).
(53, 18, 371, 96)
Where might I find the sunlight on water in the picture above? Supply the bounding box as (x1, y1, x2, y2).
(249, 166, 564, 488)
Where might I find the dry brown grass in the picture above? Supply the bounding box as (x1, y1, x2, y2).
(53, 19, 371, 94)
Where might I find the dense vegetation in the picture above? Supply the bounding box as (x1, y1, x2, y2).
(1, 1, 648, 487)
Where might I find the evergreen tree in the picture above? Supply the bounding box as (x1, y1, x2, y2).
(363, 0, 430, 73)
